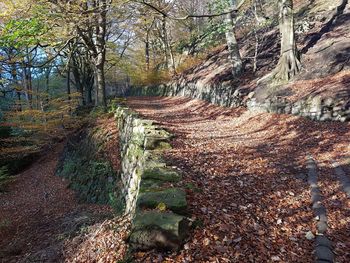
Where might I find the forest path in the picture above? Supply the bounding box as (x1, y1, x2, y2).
(127, 96, 350, 262)
(0, 141, 112, 263)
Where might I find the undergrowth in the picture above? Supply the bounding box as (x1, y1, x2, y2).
(0, 166, 12, 192)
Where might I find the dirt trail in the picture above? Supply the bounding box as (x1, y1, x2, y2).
(0, 142, 112, 263)
(127, 97, 350, 262)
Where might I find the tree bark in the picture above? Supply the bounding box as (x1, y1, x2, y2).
(10, 64, 21, 111)
(22, 61, 32, 109)
(161, 15, 170, 70)
(94, 0, 108, 110)
(145, 33, 150, 71)
(259, 0, 300, 83)
(45, 67, 51, 108)
(76, 0, 108, 110)
(225, 0, 243, 78)
(86, 84, 93, 105)
(67, 65, 71, 101)
(95, 62, 106, 108)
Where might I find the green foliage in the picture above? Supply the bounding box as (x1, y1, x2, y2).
(0, 166, 12, 191)
(57, 128, 122, 210)
(89, 106, 107, 118)
(0, 126, 12, 138)
(175, 0, 229, 54)
(109, 191, 125, 215)
(59, 158, 117, 204)
(61, 159, 76, 175)
(0, 17, 48, 49)
(0, 218, 11, 231)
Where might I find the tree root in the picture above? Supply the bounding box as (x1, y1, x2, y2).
(258, 50, 301, 85)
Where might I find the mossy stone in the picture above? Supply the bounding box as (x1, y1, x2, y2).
(139, 179, 164, 192)
(137, 188, 187, 214)
(143, 167, 181, 182)
(129, 211, 189, 250)
(144, 137, 171, 150)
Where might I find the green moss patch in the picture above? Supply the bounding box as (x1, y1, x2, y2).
(142, 167, 182, 182)
(137, 188, 187, 214)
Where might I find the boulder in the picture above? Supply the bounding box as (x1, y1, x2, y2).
(129, 211, 189, 251)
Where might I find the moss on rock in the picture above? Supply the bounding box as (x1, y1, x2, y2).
(143, 167, 182, 182)
(137, 188, 187, 214)
(129, 211, 189, 250)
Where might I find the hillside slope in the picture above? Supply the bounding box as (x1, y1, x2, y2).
(131, 0, 350, 122)
(177, 0, 350, 93)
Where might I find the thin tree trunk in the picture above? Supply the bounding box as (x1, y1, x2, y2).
(145, 34, 150, 71)
(36, 77, 40, 110)
(67, 65, 71, 101)
(253, 28, 259, 72)
(161, 15, 170, 70)
(10, 64, 21, 111)
(22, 63, 31, 109)
(87, 85, 93, 105)
(25, 50, 33, 109)
(168, 43, 177, 75)
(67, 64, 72, 114)
(225, 0, 243, 78)
(28, 66, 32, 103)
(45, 68, 51, 109)
(253, 0, 261, 73)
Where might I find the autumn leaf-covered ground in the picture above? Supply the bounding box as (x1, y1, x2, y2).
(0, 115, 129, 263)
(1, 98, 349, 263)
(127, 96, 350, 262)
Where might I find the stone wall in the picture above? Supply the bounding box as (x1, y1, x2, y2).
(247, 95, 350, 122)
(113, 105, 189, 250)
(128, 82, 246, 108)
(128, 82, 350, 122)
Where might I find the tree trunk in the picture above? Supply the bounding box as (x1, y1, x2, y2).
(45, 67, 51, 109)
(22, 63, 31, 109)
(28, 66, 33, 104)
(259, 0, 300, 83)
(145, 32, 150, 71)
(72, 65, 85, 105)
(36, 77, 40, 110)
(67, 65, 71, 101)
(161, 15, 170, 70)
(25, 50, 33, 109)
(94, 0, 108, 110)
(67, 64, 72, 114)
(87, 85, 93, 105)
(10, 64, 21, 111)
(84, 68, 94, 105)
(168, 44, 177, 75)
(225, 0, 243, 78)
(95, 62, 107, 108)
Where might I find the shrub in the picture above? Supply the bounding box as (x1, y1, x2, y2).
(0, 166, 12, 192)
(0, 126, 12, 138)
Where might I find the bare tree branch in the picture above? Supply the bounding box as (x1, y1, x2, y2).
(140, 0, 247, 20)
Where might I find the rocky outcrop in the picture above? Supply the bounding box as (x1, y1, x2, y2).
(113, 105, 189, 251)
